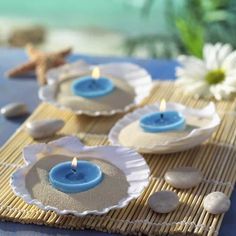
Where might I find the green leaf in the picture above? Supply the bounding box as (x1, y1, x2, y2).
(176, 18, 204, 57)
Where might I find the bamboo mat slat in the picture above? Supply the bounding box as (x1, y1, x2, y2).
(0, 82, 236, 236)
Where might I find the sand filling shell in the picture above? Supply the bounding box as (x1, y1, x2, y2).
(25, 154, 129, 212)
(56, 76, 135, 112)
(118, 114, 212, 149)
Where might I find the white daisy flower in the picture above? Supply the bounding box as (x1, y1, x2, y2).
(176, 43, 236, 100)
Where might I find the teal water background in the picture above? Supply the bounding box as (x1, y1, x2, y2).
(0, 0, 167, 35)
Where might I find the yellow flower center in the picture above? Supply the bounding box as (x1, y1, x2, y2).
(205, 69, 225, 85)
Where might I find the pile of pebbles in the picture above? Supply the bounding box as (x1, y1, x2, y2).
(148, 166, 230, 215)
(1, 102, 64, 139)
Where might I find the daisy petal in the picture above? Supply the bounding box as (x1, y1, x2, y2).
(210, 85, 223, 100)
(177, 55, 206, 69)
(182, 81, 209, 96)
(203, 44, 213, 60)
(222, 51, 236, 71)
(217, 44, 233, 66)
(221, 83, 236, 93)
(210, 84, 236, 100)
(175, 66, 206, 81)
(177, 56, 207, 78)
(203, 44, 220, 70)
(224, 75, 236, 86)
(225, 68, 236, 76)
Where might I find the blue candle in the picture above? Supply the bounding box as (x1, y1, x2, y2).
(71, 67, 114, 98)
(140, 100, 185, 133)
(49, 158, 103, 193)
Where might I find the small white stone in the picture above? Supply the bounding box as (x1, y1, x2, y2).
(203, 192, 230, 214)
(164, 167, 203, 189)
(26, 119, 65, 139)
(1, 102, 28, 118)
(148, 191, 179, 213)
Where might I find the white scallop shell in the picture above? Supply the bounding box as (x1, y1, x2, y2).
(39, 61, 153, 116)
(108, 102, 221, 154)
(10, 136, 150, 216)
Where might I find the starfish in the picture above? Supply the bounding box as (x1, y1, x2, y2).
(7, 44, 72, 85)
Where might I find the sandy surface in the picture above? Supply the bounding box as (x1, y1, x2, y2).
(119, 115, 212, 149)
(25, 155, 129, 212)
(56, 76, 135, 112)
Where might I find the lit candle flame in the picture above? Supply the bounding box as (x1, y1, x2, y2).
(160, 99, 166, 112)
(92, 67, 100, 80)
(71, 157, 77, 173)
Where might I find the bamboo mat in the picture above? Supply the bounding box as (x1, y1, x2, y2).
(1, 81, 236, 236)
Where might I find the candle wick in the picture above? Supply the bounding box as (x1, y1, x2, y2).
(72, 167, 77, 174)
(160, 113, 164, 119)
(89, 79, 99, 89)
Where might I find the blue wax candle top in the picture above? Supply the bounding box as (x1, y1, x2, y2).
(71, 77, 115, 98)
(139, 111, 185, 133)
(49, 160, 103, 193)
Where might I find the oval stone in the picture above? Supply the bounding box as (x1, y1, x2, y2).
(26, 119, 65, 139)
(164, 167, 203, 189)
(1, 102, 28, 118)
(148, 190, 179, 213)
(203, 192, 230, 214)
